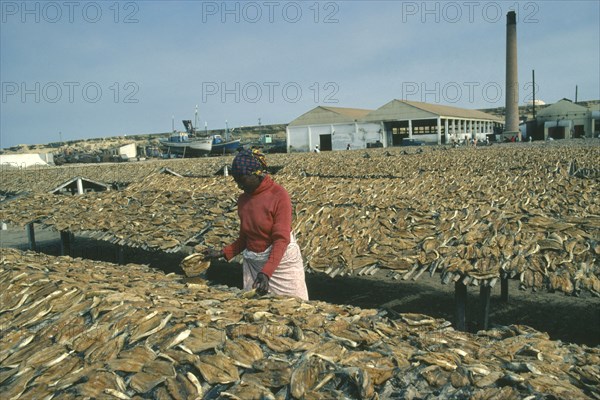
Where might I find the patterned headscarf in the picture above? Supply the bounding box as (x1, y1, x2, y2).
(231, 148, 268, 176)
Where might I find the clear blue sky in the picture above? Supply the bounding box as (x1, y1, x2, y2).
(1, 0, 598, 148)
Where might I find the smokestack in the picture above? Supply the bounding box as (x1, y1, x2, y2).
(504, 11, 520, 138)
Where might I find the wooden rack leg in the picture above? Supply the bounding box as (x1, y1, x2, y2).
(479, 285, 491, 330)
(26, 223, 36, 252)
(117, 246, 125, 265)
(60, 231, 71, 256)
(501, 276, 509, 302)
(455, 281, 467, 331)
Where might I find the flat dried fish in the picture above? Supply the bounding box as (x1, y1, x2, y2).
(222, 338, 264, 368)
(180, 253, 211, 278)
(195, 353, 240, 384)
(220, 381, 276, 400)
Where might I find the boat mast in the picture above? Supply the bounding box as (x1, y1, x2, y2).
(225, 120, 229, 142)
(194, 105, 198, 135)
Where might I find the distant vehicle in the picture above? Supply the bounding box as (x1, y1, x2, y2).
(366, 140, 383, 148)
(259, 134, 273, 145)
(401, 138, 425, 146)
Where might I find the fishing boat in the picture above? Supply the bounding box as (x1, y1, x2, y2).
(209, 134, 241, 155)
(158, 132, 212, 158)
(209, 120, 242, 155)
(181, 114, 241, 156)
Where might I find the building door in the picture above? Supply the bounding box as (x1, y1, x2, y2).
(548, 126, 565, 139)
(319, 134, 332, 151)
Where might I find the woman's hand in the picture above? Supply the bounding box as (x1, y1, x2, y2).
(253, 272, 270, 295)
(202, 248, 224, 260)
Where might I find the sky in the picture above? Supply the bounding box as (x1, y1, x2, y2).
(1, 0, 599, 148)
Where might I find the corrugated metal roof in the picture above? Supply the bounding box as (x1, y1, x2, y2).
(378, 100, 504, 121)
(536, 99, 589, 117)
(320, 106, 373, 120)
(406, 100, 504, 120)
(290, 101, 503, 128)
(288, 106, 373, 126)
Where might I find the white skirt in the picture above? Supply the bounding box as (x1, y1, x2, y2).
(242, 233, 308, 300)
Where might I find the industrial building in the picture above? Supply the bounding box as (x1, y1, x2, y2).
(286, 106, 377, 152)
(286, 100, 503, 152)
(535, 99, 600, 140)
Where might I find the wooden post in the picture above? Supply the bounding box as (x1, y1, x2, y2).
(60, 231, 71, 256)
(455, 281, 467, 331)
(479, 285, 491, 330)
(501, 276, 509, 302)
(117, 246, 125, 265)
(26, 223, 37, 251)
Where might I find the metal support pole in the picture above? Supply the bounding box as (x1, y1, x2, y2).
(455, 281, 467, 331)
(26, 223, 36, 251)
(479, 285, 491, 330)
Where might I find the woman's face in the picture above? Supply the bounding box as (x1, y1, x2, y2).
(233, 174, 261, 194)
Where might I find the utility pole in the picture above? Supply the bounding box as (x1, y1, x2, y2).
(532, 70, 536, 119)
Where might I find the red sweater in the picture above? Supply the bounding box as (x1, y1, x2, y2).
(223, 175, 292, 277)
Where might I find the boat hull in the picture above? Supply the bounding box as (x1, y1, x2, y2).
(210, 139, 241, 155)
(159, 138, 212, 157)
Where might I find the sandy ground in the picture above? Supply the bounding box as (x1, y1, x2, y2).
(1, 225, 598, 347)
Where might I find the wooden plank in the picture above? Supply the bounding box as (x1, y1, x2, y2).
(455, 281, 467, 331)
(479, 285, 491, 330)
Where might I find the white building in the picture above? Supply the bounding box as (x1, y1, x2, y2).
(286, 101, 504, 151)
(103, 142, 137, 161)
(287, 106, 380, 152)
(535, 99, 600, 140)
(364, 100, 504, 146)
(0, 153, 54, 168)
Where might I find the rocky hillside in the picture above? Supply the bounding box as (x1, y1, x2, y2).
(1, 124, 287, 155)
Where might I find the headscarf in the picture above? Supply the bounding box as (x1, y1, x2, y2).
(231, 148, 268, 176)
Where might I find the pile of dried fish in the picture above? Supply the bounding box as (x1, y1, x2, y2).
(1, 248, 599, 399)
(0, 175, 239, 253)
(0, 157, 233, 195)
(0, 141, 598, 295)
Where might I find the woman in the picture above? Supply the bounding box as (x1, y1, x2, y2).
(203, 149, 308, 300)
